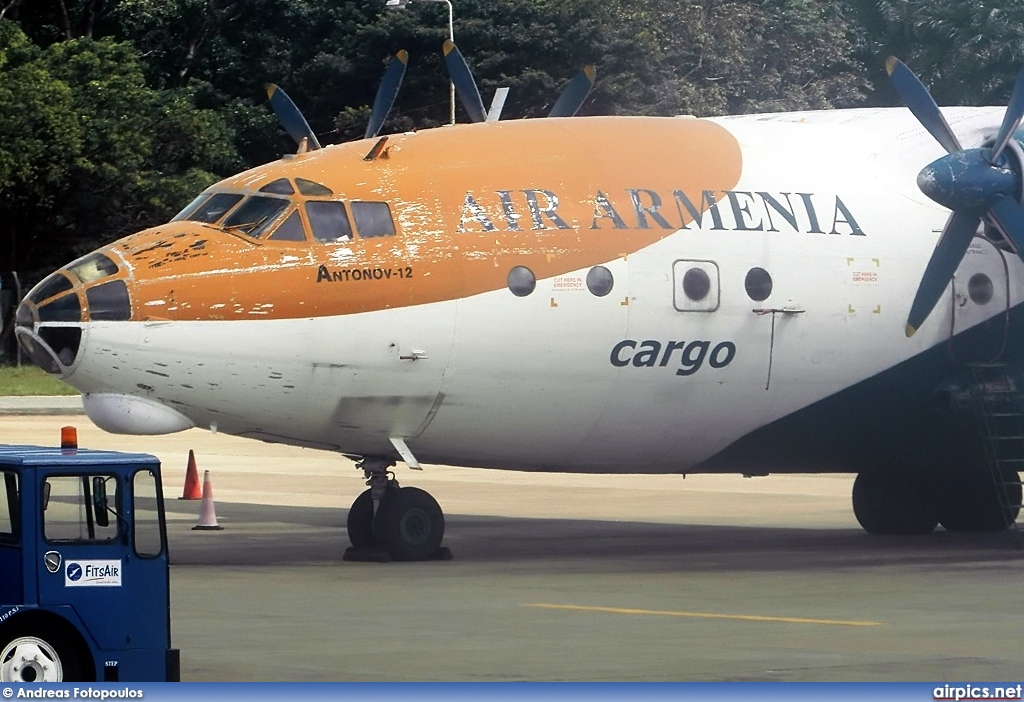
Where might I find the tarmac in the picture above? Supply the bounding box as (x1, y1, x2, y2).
(3, 399, 1024, 681)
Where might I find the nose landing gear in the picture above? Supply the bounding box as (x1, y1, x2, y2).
(343, 457, 450, 562)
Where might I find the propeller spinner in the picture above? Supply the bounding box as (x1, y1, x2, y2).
(887, 57, 1024, 337)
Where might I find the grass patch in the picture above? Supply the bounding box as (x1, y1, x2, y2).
(0, 364, 79, 396)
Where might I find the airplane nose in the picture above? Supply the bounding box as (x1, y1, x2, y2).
(14, 251, 131, 375)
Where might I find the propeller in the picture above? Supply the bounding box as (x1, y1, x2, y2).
(442, 39, 487, 123)
(548, 65, 596, 118)
(265, 84, 322, 151)
(887, 57, 1024, 336)
(365, 50, 409, 139)
(442, 39, 596, 122)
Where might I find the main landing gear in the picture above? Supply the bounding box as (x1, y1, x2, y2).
(343, 457, 451, 562)
(852, 468, 1022, 535)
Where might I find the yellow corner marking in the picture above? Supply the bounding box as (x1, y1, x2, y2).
(620, 297, 630, 306)
(546, 253, 556, 263)
(846, 257, 854, 266)
(873, 305, 882, 314)
(550, 297, 558, 308)
(620, 252, 629, 261)
(848, 304, 856, 314)
(524, 603, 882, 627)
(872, 258, 881, 267)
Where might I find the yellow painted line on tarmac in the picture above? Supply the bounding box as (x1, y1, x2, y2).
(524, 603, 882, 627)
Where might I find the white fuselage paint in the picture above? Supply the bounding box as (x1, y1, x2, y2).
(65, 107, 1024, 473)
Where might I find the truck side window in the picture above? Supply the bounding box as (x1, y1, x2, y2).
(1, 472, 17, 543)
(43, 475, 119, 543)
(133, 469, 164, 558)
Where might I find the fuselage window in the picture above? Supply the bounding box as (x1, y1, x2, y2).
(682, 268, 711, 301)
(508, 266, 536, 297)
(269, 210, 307, 242)
(306, 201, 353, 242)
(182, 193, 245, 223)
(260, 178, 295, 195)
(222, 196, 290, 238)
(745, 267, 773, 302)
(968, 273, 994, 305)
(296, 178, 333, 197)
(587, 266, 614, 297)
(351, 201, 396, 238)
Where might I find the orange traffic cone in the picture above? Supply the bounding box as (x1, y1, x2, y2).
(179, 450, 201, 500)
(192, 470, 224, 531)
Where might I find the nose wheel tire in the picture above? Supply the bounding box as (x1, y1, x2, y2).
(0, 628, 79, 682)
(372, 486, 445, 561)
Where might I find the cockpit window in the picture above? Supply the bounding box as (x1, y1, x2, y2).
(296, 178, 333, 197)
(222, 196, 290, 238)
(28, 273, 74, 305)
(69, 253, 118, 284)
(306, 201, 352, 242)
(36, 293, 81, 323)
(268, 210, 306, 242)
(351, 201, 396, 238)
(86, 280, 131, 321)
(182, 193, 245, 223)
(260, 178, 295, 195)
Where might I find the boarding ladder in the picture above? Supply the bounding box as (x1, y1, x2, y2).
(966, 362, 1024, 530)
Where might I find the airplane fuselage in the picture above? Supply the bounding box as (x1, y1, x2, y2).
(16, 108, 1023, 478)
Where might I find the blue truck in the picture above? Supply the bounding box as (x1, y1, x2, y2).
(0, 429, 179, 682)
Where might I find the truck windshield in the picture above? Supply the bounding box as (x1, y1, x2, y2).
(1, 472, 17, 544)
(43, 475, 119, 543)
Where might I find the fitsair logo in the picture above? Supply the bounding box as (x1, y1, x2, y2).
(65, 560, 122, 587)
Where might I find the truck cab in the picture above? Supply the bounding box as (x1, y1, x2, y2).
(0, 430, 179, 682)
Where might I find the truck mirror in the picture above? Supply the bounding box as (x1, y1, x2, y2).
(92, 476, 110, 528)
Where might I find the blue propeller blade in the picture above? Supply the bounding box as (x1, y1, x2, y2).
(548, 66, 596, 118)
(988, 66, 1024, 163)
(987, 194, 1024, 259)
(906, 210, 981, 337)
(886, 57, 961, 154)
(266, 84, 322, 150)
(365, 50, 408, 140)
(443, 40, 486, 124)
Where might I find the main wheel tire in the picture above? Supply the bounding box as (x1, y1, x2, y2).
(940, 468, 1020, 532)
(373, 486, 445, 561)
(346, 488, 377, 548)
(852, 471, 939, 535)
(0, 623, 82, 682)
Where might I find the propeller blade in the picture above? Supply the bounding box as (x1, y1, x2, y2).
(548, 65, 596, 118)
(906, 210, 981, 337)
(443, 40, 486, 123)
(365, 50, 409, 140)
(988, 66, 1024, 163)
(266, 84, 322, 150)
(886, 57, 962, 154)
(988, 194, 1024, 258)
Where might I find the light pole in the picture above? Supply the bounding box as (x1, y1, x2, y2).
(385, 0, 456, 126)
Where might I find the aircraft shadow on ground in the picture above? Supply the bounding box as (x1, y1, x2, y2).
(162, 500, 1024, 572)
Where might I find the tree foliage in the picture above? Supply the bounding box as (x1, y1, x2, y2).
(0, 0, 1022, 279)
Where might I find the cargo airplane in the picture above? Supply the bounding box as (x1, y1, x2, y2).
(15, 49, 1024, 560)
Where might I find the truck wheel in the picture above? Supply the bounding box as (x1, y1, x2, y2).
(0, 626, 82, 682)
